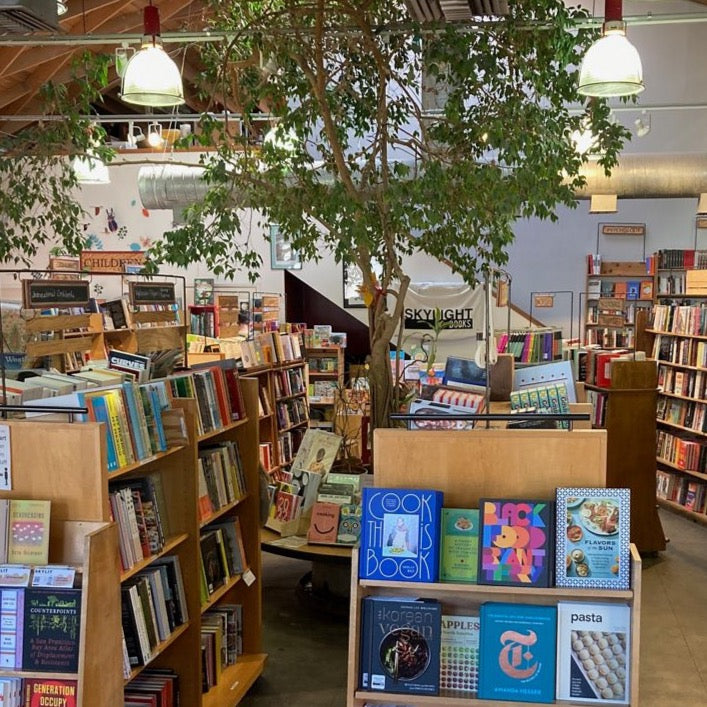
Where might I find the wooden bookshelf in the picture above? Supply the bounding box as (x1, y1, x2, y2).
(305, 347, 344, 433)
(346, 428, 642, 707)
(584, 359, 666, 553)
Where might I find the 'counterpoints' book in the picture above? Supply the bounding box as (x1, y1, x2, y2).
(359, 488, 444, 582)
(477, 499, 554, 587)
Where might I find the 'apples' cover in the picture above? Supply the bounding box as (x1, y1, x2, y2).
(477, 499, 554, 587)
(478, 602, 557, 703)
(359, 488, 444, 582)
(556, 601, 630, 703)
(440, 614, 480, 694)
(440, 509, 479, 583)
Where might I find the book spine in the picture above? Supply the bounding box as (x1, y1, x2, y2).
(103, 393, 132, 468)
(122, 383, 147, 460)
(87, 396, 119, 471)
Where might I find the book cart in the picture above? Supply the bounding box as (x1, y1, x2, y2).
(346, 428, 642, 707)
(0, 376, 265, 706)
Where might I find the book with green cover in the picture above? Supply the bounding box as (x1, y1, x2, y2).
(440, 508, 479, 583)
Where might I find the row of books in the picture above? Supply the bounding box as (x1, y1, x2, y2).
(584, 327, 635, 349)
(656, 470, 707, 515)
(201, 604, 243, 693)
(657, 396, 707, 434)
(275, 397, 309, 430)
(508, 382, 571, 429)
(121, 555, 188, 671)
(109, 477, 168, 572)
(272, 367, 306, 398)
(658, 363, 707, 400)
(190, 309, 217, 338)
(125, 670, 179, 707)
(657, 429, 707, 472)
(652, 303, 707, 336)
(359, 487, 632, 591)
(586, 389, 608, 428)
(578, 348, 638, 388)
(656, 248, 707, 270)
(278, 427, 306, 467)
(258, 442, 275, 472)
(2, 677, 77, 707)
(0, 586, 81, 673)
(587, 278, 654, 300)
(240, 331, 303, 369)
(653, 334, 707, 368)
(307, 355, 339, 372)
(257, 384, 273, 418)
(657, 272, 689, 296)
(496, 328, 563, 363)
(303, 325, 346, 348)
(197, 442, 248, 523)
(101, 298, 180, 331)
(587, 300, 644, 327)
(0, 500, 50, 566)
(308, 379, 338, 402)
(198, 519, 248, 604)
(358, 597, 631, 704)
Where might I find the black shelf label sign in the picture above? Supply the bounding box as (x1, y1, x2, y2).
(22, 279, 91, 309)
(129, 281, 176, 305)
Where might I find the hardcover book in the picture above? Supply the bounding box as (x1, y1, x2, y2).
(477, 499, 554, 587)
(361, 596, 442, 696)
(23, 588, 81, 673)
(556, 601, 631, 703)
(7, 499, 51, 566)
(359, 487, 444, 582)
(24, 678, 78, 707)
(440, 508, 479, 583)
(555, 488, 631, 590)
(337, 504, 362, 545)
(440, 614, 480, 694)
(307, 502, 340, 544)
(478, 602, 557, 703)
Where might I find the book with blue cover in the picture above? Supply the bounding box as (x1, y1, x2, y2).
(359, 488, 444, 582)
(478, 602, 557, 703)
(360, 596, 442, 696)
(477, 499, 554, 587)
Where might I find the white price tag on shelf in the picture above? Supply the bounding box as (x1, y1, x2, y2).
(242, 569, 256, 586)
(0, 425, 11, 491)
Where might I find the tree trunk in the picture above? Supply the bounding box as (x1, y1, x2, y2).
(369, 332, 394, 432)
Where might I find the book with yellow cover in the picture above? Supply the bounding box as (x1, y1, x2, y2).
(103, 390, 135, 468)
(7, 499, 51, 565)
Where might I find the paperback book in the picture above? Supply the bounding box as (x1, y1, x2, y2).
(556, 601, 631, 703)
(555, 488, 631, 590)
(439, 508, 479, 583)
(360, 596, 442, 696)
(478, 602, 557, 703)
(477, 499, 554, 587)
(24, 678, 78, 707)
(359, 488, 444, 582)
(440, 614, 480, 694)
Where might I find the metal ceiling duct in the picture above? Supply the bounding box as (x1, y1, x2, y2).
(405, 0, 508, 22)
(0, 0, 59, 33)
(574, 153, 707, 199)
(137, 153, 707, 217)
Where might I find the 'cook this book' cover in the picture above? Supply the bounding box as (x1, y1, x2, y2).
(440, 614, 480, 694)
(556, 601, 631, 703)
(24, 678, 78, 707)
(360, 596, 442, 696)
(22, 588, 81, 672)
(555, 488, 631, 590)
(440, 509, 479, 583)
(477, 499, 554, 587)
(478, 602, 557, 703)
(359, 488, 444, 582)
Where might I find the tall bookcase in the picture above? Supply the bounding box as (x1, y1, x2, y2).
(346, 428, 643, 707)
(648, 302, 707, 525)
(1, 376, 265, 705)
(584, 261, 655, 349)
(306, 345, 344, 431)
(583, 359, 666, 552)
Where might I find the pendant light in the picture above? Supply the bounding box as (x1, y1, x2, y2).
(578, 0, 644, 98)
(120, 2, 185, 107)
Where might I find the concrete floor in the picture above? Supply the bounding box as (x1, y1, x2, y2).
(242, 509, 707, 706)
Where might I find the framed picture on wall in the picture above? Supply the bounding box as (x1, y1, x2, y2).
(269, 223, 301, 270)
(343, 258, 384, 309)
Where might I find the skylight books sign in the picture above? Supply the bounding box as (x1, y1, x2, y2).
(477, 499, 554, 587)
(359, 488, 443, 582)
(440, 614, 480, 695)
(555, 488, 631, 591)
(360, 596, 442, 696)
(556, 601, 631, 703)
(478, 602, 557, 703)
(440, 508, 479, 583)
